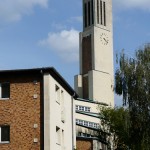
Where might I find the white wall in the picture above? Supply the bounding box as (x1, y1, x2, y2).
(44, 73, 76, 150)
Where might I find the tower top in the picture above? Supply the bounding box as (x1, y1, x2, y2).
(82, 0, 112, 31)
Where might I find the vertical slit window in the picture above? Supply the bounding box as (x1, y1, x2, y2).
(100, 0, 103, 25)
(91, 0, 94, 24)
(97, 0, 99, 24)
(56, 126, 61, 145)
(84, 3, 87, 28)
(88, 1, 91, 26)
(103, 1, 106, 26)
(55, 85, 60, 103)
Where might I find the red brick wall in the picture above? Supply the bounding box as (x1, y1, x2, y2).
(82, 35, 92, 74)
(83, 76, 89, 99)
(0, 74, 43, 150)
(76, 138, 93, 150)
(82, 35, 92, 99)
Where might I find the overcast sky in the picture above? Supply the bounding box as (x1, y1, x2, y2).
(0, 0, 150, 105)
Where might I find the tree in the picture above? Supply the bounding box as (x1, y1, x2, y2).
(115, 44, 150, 149)
(100, 44, 150, 150)
(100, 107, 130, 149)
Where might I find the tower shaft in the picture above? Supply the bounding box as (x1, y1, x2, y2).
(75, 0, 114, 106)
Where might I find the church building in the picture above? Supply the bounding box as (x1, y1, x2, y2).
(74, 0, 114, 149)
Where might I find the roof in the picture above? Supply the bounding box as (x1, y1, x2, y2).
(0, 67, 78, 98)
(76, 97, 108, 106)
(76, 110, 104, 119)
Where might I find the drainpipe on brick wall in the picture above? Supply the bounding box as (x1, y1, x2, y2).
(40, 70, 44, 150)
(71, 93, 76, 150)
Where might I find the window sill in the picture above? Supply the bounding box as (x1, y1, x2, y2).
(56, 143, 61, 146)
(56, 100, 60, 105)
(0, 141, 10, 144)
(0, 98, 10, 100)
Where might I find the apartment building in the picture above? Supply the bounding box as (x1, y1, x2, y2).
(0, 67, 77, 150)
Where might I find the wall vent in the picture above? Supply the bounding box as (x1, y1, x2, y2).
(33, 94, 38, 99)
(34, 138, 38, 143)
(34, 124, 38, 128)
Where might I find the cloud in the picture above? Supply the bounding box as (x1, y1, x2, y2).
(0, 0, 48, 22)
(51, 22, 67, 30)
(113, 0, 150, 11)
(67, 16, 82, 23)
(39, 29, 79, 62)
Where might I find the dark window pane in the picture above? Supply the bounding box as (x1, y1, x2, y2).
(1, 126, 10, 141)
(97, 0, 99, 24)
(84, 3, 87, 28)
(103, 2, 106, 26)
(91, 0, 94, 24)
(88, 1, 91, 26)
(100, 0, 103, 25)
(2, 83, 10, 98)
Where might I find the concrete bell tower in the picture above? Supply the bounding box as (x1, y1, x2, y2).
(75, 0, 114, 106)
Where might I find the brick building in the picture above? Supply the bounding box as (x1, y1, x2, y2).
(0, 67, 77, 150)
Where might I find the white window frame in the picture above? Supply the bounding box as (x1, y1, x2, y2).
(76, 119, 99, 129)
(76, 105, 91, 112)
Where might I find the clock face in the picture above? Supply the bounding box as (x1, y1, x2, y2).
(100, 33, 109, 45)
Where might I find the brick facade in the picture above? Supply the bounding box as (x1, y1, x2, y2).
(76, 138, 93, 150)
(0, 73, 43, 150)
(82, 35, 92, 75)
(82, 35, 92, 99)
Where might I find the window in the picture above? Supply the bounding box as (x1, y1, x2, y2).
(79, 106, 84, 111)
(84, 3, 87, 28)
(76, 119, 79, 124)
(97, 0, 99, 24)
(56, 126, 61, 145)
(0, 126, 10, 143)
(76, 105, 91, 112)
(76, 119, 99, 129)
(100, 0, 103, 25)
(79, 120, 83, 125)
(76, 105, 78, 110)
(84, 121, 88, 126)
(78, 132, 91, 137)
(94, 123, 99, 128)
(85, 107, 90, 112)
(91, 0, 94, 24)
(0, 83, 10, 99)
(61, 90, 64, 105)
(62, 130, 64, 148)
(55, 85, 60, 103)
(88, 1, 91, 26)
(103, 1, 106, 26)
(89, 122, 93, 127)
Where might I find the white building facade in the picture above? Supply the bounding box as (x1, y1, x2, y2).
(42, 68, 77, 150)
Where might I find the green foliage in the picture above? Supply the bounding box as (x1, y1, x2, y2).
(100, 106, 130, 149)
(114, 44, 150, 149)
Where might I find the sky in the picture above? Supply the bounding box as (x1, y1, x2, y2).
(0, 0, 150, 105)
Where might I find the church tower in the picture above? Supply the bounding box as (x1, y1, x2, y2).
(75, 0, 114, 106)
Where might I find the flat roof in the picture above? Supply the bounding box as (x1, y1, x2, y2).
(76, 97, 108, 106)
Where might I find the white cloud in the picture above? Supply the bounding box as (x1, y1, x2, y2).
(67, 16, 83, 23)
(39, 29, 79, 62)
(113, 0, 150, 11)
(0, 0, 48, 22)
